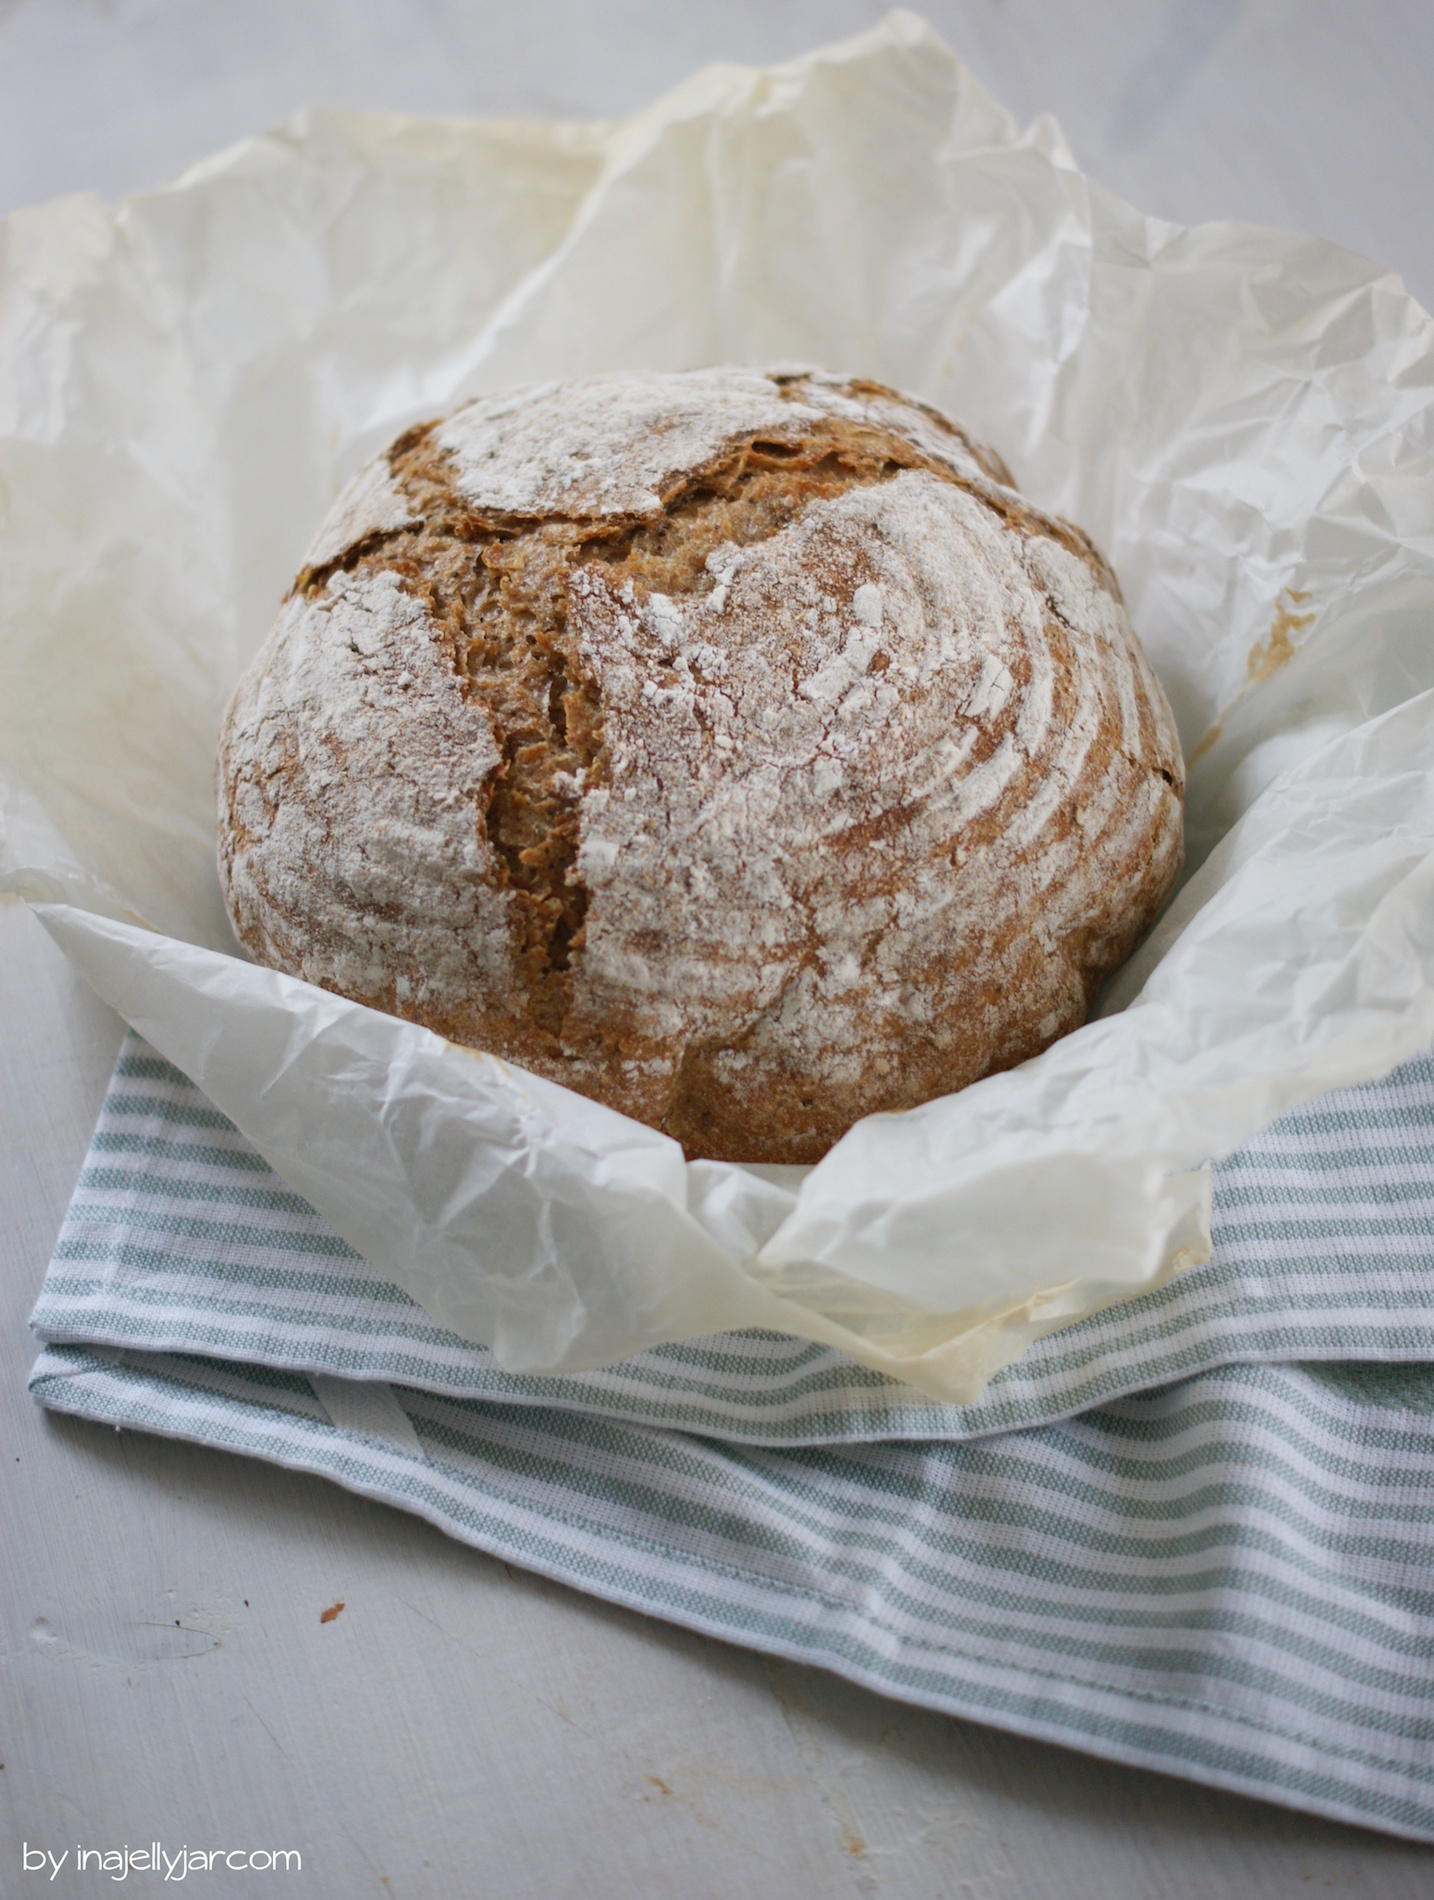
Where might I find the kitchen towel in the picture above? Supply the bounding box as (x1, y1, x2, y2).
(29, 1031, 1434, 1838)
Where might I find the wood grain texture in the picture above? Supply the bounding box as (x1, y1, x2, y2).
(5, 2, 1434, 1890)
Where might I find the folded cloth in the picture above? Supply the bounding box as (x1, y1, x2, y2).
(32, 1038, 1434, 1444)
(29, 1033, 1434, 1838)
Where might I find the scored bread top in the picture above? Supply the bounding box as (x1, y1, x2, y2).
(219, 368, 1183, 1164)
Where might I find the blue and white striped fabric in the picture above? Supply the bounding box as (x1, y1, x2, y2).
(28, 1032, 1434, 1839)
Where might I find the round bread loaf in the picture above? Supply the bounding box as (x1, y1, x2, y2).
(218, 368, 1184, 1164)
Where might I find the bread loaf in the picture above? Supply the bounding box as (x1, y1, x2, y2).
(218, 368, 1184, 1163)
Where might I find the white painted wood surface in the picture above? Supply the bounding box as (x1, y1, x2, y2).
(4, 5, 1434, 1892)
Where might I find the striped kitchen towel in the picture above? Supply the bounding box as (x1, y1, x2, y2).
(28, 1032, 1434, 1839)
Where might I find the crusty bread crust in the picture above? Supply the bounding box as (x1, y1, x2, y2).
(218, 368, 1184, 1163)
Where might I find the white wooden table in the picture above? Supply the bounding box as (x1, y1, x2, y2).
(4, 5, 1434, 1892)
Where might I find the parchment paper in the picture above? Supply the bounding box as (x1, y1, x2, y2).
(5, 12, 1434, 1401)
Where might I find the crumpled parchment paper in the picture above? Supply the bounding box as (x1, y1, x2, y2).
(5, 12, 1434, 1401)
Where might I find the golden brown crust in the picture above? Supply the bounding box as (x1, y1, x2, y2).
(219, 368, 1184, 1162)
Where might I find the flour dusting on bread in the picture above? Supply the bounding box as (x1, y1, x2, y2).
(219, 368, 1184, 1163)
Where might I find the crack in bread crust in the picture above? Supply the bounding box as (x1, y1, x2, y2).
(220, 369, 1185, 1163)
